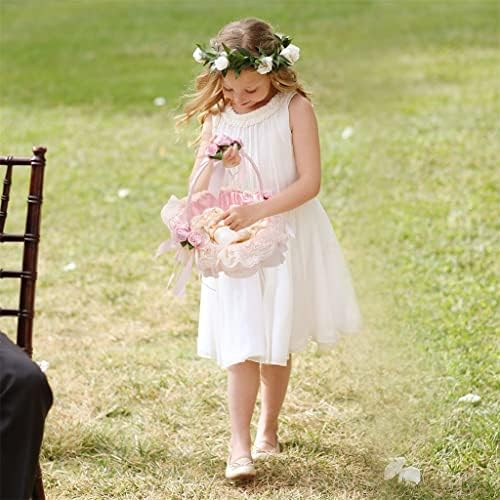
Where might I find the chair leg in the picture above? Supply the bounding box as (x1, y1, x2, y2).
(31, 462, 45, 500)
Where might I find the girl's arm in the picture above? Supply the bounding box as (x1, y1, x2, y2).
(189, 114, 214, 193)
(219, 94, 321, 230)
(189, 114, 241, 193)
(257, 93, 321, 216)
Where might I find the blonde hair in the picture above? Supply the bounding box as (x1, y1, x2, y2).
(176, 18, 311, 130)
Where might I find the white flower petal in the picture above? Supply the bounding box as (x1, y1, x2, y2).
(384, 457, 406, 480)
(214, 54, 229, 71)
(37, 360, 49, 373)
(117, 188, 130, 198)
(341, 126, 354, 139)
(153, 96, 166, 106)
(280, 44, 300, 64)
(257, 56, 273, 75)
(63, 262, 77, 272)
(458, 393, 481, 403)
(192, 47, 204, 63)
(398, 466, 421, 485)
(257, 65, 272, 75)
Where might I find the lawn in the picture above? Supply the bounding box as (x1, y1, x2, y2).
(0, 0, 498, 498)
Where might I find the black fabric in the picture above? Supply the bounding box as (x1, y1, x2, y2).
(0, 331, 53, 500)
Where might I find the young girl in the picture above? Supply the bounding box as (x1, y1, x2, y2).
(176, 18, 363, 481)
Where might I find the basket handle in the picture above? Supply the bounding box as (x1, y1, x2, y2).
(186, 149, 265, 221)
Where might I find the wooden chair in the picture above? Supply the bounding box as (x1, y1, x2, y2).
(0, 146, 47, 500)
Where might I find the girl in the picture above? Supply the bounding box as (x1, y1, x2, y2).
(176, 18, 363, 481)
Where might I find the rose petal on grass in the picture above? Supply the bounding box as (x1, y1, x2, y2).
(384, 456, 406, 480)
(37, 360, 49, 372)
(341, 126, 354, 139)
(117, 188, 130, 198)
(63, 262, 77, 272)
(153, 97, 166, 106)
(458, 393, 481, 403)
(398, 466, 421, 485)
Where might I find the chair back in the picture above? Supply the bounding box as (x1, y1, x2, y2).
(0, 146, 47, 357)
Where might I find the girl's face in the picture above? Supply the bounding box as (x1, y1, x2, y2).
(222, 69, 276, 113)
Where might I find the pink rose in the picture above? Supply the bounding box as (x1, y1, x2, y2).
(205, 143, 219, 157)
(167, 216, 181, 233)
(187, 229, 207, 248)
(173, 222, 191, 242)
(214, 134, 233, 147)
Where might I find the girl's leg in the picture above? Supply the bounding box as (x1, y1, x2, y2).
(256, 355, 292, 448)
(227, 360, 260, 460)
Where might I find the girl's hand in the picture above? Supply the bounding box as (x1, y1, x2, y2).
(217, 203, 265, 231)
(221, 143, 241, 168)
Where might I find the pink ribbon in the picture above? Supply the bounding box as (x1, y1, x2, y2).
(169, 246, 194, 297)
(155, 237, 177, 258)
(155, 238, 194, 297)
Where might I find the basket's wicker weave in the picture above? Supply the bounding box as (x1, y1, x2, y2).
(0, 146, 47, 500)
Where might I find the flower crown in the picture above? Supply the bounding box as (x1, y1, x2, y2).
(192, 33, 300, 76)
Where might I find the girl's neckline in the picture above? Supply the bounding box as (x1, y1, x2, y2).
(222, 91, 289, 127)
(229, 89, 280, 116)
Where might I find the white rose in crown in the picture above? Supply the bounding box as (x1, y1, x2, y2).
(214, 53, 229, 71)
(193, 47, 205, 63)
(280, 44, 300, 64)
(257, 56, 274, 74)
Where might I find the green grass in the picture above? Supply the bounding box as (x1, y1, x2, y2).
(1, 0, 499, 498)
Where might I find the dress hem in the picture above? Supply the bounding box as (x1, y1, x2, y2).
(197, 331, 360, 369)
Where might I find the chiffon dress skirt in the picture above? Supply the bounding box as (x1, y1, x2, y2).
(197, 91, 363, 368)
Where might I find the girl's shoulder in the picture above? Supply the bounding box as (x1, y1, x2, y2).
(288, 93, 316, 132)
(288, 92, 314, 113)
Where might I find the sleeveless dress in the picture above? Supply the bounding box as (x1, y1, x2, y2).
(197, 90, 363, 368)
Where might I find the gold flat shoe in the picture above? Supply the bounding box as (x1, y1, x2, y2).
(251, 439, 281, 460)
(225, 454, 256, 481)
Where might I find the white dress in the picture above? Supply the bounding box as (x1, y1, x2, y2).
(197, 90, 363, 368)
